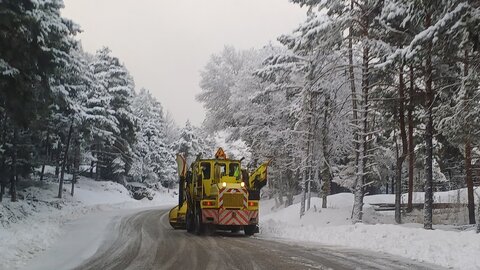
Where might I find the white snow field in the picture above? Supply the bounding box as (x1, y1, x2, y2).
(0, 175, 177, 270)
(2, 168, 479, 270)
(260, 191, 480, 270)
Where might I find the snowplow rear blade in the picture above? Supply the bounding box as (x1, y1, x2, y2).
(169, 205, 186, 229)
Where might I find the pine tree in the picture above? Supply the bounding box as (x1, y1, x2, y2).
(392, 0, 473, 229)
(174, 121, 213, 165)
(86, 50, 118, 181)
(435, 3, 480, 225)
(0, 0, 79, 200)
(131, 88, 176, 186)
(90, 47, 136, 182)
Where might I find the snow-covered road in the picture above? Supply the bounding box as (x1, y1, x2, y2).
(21, 207, 162, 270)
(24, 207, 445, 270)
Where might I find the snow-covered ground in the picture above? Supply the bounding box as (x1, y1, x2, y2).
(260, 191, 480, 270)
(3, 167, 479, 270)
(0, 175, 176, 270)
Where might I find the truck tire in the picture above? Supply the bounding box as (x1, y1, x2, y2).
(186, 209, 195, 233)
(194, 207, 204, 235)
(244, 225, 257, 236)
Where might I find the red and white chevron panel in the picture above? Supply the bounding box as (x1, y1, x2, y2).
(218, 209, 259, 225)
(249, 210, 258, 222)
(202, 209, 258, 225)
(202, 209, 218, 223)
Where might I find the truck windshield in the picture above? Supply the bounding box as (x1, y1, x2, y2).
(200, 162, 211, 179)
(214, 162, 227, 180)
(229, 163, 240, 179)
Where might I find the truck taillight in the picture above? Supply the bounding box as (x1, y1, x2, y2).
(202, 201, 215, 206)
(248, 201, 258, 207)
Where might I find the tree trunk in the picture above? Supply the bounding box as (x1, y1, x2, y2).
(71, 133, 80, 197)
(407, 64, 415, 212)
(90, 160, 94, 178)
(322, 93, 331, 209)
(0, 162, 4, 202)
(300, 168, 307, 218)
(55, 143, 61, 178)
(0, 114, 7, 202)
(301, 62, 316, 216)
(465, 140, 475, 224)
(0, 154, 4, 201)
(286, 193, 293, 207)
(476, 192, 480, 233)
(96, 140, 101, 181)
(352, 40, 369, 224)
(463, 49, 475, 225)
(0, 179, 4, 202)
(40, 164, 46, 182)
(396, 64, 408, 224)
(349, 0, 359, 170)
(423, 12, 434, 230)
(391, 164, 395, 194)
(285, 164, 295, 207)
(306, 173, 311, 211)
(277, 172, 284, 207)
(353, 137, 365, 223)
(90, 143, 95, 178)
(321, 173, 330, 209)
(58, 122, 74, 199)
(40, 127, 50, 182)
(0, 155, 7, 202)
(10, 127, 17, 202)
(347, 1, 360, 219)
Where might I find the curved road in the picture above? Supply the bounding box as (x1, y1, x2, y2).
(74, 209, 443, 270)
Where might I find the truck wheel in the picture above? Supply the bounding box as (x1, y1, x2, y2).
(186, 209, 195, 233)
(244, 225, 257, 236)
(194, 208, 204, 235)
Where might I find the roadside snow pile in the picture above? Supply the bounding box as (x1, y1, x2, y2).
(261, 219, 480, 269)
(368, 188, 480, 204)
(261, 195, 353, 227)
(0, 176, 176, 270)
(260, 192, 480, 270)
(71, 177, 135, 205)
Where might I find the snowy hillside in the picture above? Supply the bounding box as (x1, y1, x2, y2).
(259, 192, 480, 270)
(0, 176, 177, 270)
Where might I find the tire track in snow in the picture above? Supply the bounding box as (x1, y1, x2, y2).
(73, 209, 446, 270)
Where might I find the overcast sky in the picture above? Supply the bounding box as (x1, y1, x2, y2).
(62, 0, 306, 126)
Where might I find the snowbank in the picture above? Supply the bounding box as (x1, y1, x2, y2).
(262, 220, 480, 269)
(260, 192, 480, 270)
(0, 176, 177, 270)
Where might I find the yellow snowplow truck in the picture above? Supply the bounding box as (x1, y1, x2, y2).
(169, 148, 269, 236)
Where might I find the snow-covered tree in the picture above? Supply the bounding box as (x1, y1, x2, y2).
(90, 47, 136, 182)
(173, 121, 213, 165)
(0, 0, 80, 200)
(433, 3, 480, 225)
(385, 0, 476, 229)
(131, 88, 176, 186)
